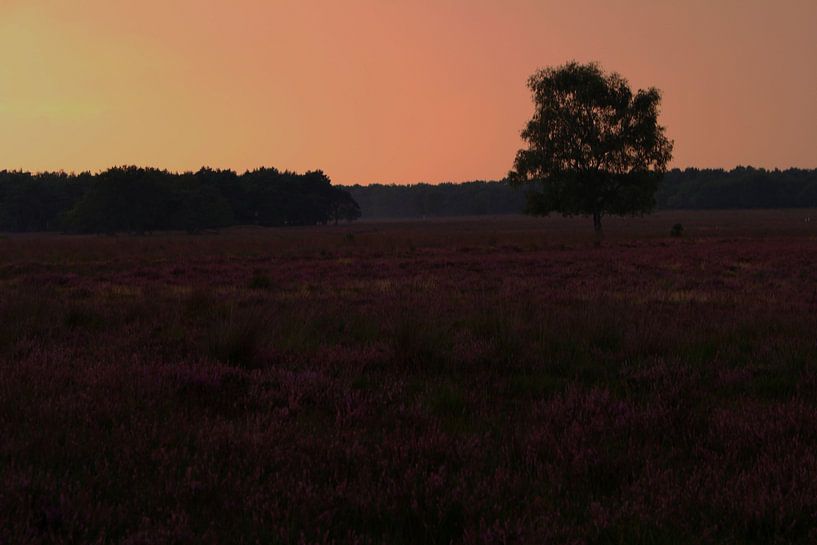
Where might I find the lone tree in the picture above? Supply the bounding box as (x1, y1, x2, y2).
(508, 61, 673, 238)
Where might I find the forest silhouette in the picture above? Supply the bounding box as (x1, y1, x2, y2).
(0, 167, 360, 234)
(1, 167, 816, 232)
(347, 167, 817, 219)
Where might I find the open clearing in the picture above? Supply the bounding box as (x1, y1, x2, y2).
(2, 210, 817, 544)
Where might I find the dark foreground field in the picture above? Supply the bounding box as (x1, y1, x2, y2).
(2, 211, 817, 544)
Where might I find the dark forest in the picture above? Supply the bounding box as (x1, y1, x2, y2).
(0, 166, 360, 234)
(1, 166, 816, 233)
(349, 167, 817, 219)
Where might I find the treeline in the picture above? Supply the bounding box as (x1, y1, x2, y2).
(0, 167, 360, 233)
(656, 167, 817, 209)
(347, 180, 527, 219)
(3, 167, 816, 231)
(348, 167, 817, 219)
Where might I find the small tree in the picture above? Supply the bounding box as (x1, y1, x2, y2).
(329, 187, 362, 225)
(508, 62, 673, 239)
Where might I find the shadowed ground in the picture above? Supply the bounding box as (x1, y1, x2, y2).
(2, 211, 817, 544)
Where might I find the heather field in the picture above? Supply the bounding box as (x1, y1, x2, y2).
(3, 210, 817, 545)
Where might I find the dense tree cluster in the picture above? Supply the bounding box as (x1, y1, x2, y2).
(0, 167, 360, 233)
(2, 167, 816, 231)
(347, 181, 527, 219)
(656, 167, 817, 210)
(346, 168, 817, 219)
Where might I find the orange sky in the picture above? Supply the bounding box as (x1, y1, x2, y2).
(1, 0, 815, 184)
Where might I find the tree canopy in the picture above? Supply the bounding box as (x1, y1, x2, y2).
(0, 167, 359, 234)
(508, 61, 674, 236)
(4, 167, 817, 232)
(347, 180, 526, 219)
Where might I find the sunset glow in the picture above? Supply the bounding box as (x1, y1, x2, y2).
(1, 0, 815, 183)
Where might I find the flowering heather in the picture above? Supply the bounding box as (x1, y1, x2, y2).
(2, 211, 817, 544)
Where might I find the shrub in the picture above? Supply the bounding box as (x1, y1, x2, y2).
(248, 272, 273, 290)
(671, 223, 684, 237)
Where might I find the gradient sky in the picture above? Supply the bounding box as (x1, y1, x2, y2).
(1, 1, 815, 184)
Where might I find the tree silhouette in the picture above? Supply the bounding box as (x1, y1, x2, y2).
(171, 172, 234, 233)
(508, 61, 673, 239)
(64, 167, 174, 234)
(49, 166, 360, 234)
(329, 186, 362, 224)
(5, 166, 817, 232)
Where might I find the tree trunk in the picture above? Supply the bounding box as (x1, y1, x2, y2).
(593, 211, 603, 246)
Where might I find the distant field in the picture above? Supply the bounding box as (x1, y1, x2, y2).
(2, 210, 817, 544)
(351, 209, 817, 238)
